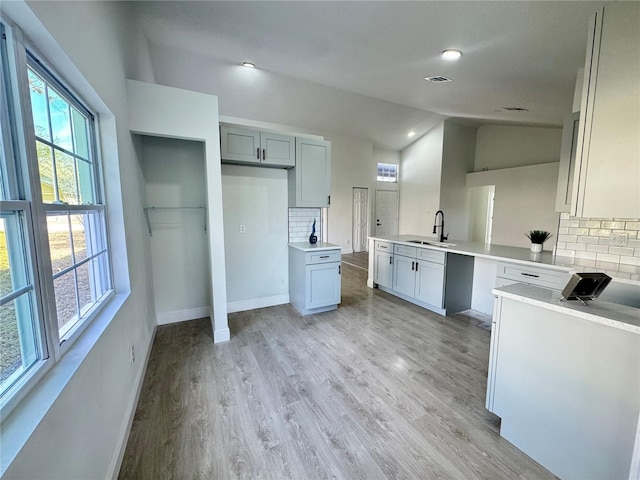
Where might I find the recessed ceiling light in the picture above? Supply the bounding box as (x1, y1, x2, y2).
(242, 62, 256, 68)
(442, 49, 462, 60)
(408, 131, 416, 138)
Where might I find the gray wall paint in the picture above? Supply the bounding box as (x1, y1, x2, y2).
(222, 165, 289, 306)
(141, 136, 210, 322)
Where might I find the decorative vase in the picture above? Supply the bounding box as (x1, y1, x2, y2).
(309, 219, 318, 244)
(530, 243, 543, 253)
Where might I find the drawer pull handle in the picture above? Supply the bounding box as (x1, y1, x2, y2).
(380, 245, 387, 249)
(320, 255, 330, 259)
(339, 265, 341, 274)
(521, 272, 540, 278)
(263, 148, 266, 160)
(389, 256, 392, 265)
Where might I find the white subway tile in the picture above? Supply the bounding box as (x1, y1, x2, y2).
(558, 234, 577, 243)
(568, 227, 590, 235)
(596, 253, 620, 263)
(601, 221, 625, 229)
(628, 239, 640, 248)
(609, 246, 634, 256)
(586, 244, 609, 253)
(598, 237, 611, 245)
(555, 249, 575, 258)
(574, 251, 597, 260)
(625, 221, 640, 230)
(577, 236, 599, 244)
(619, 256, 640, 266)
(560, 212, 570, 220)
(579, 220, 601, 228)
(566, 243, 586, 251)
(559, 219, 580, 228)
(558, 227, 569, 235)
(589, 229, 611, 237)
(555, 241, 566, 249)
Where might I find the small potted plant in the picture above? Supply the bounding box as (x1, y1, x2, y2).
(526, 230, 552, 253)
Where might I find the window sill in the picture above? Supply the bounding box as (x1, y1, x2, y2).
(0, 291, 129, 476)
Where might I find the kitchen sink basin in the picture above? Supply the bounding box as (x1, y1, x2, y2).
(407, 239, 457, 248)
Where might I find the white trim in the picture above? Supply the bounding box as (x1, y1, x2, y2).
(107, 326, 156, 480)
(156, 306, 210, 326)
(214, 327, 231, 344)
(628, 412, 640, 480)
(227, 294, 290, 314)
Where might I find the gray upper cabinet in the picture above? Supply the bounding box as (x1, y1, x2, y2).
(572, 3, 640, 218)
(221, 125, 294, 168)
(555, 112, 580, 213)
(289, 137, 331, 207)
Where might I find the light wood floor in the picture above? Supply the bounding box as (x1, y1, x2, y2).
(119, 261, 555, 480)
(341, 251, 369, 270)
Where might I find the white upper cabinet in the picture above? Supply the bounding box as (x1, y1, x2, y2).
(289, 137, 331, 207)
(221, 126, 295, 168)
(572, 3, 640, 218)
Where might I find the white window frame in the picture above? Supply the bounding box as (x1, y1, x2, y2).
(0, 17, 114, 418)
(377, 162, 399, 183)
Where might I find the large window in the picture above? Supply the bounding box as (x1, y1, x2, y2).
(0, 21, 112, 412)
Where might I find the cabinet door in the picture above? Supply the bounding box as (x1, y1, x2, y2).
(292, 137, 331, 207)
(414, 260, 445, 307)
(392, 255, 416, 298)
(261, 132, 295, 168)
(555, 112, 580, 213)
(306, 262, 341, 309)
(374, 251, 393, 288)
(573, 3, 640, 218)
(221, 126, 260, 164)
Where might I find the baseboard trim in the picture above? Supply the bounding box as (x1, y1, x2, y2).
(342, 248, 354, 255)
(156, 306, 210, 325)
(214, 327, 231, 344)
(107, 326, 157, 480)
(227, 294, 289, 313)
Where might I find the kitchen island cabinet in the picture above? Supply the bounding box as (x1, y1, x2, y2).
(288, 242, 341, 315)
(488, 283, 640, 480)
(373, 241, 393, 288)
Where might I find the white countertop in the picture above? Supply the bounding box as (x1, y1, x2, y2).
(371, 235, 640, 284)
(288, 242, 342, 252)
(493, 283, 640, 334)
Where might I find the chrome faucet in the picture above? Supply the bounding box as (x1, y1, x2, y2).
(433, 210, 448, 242)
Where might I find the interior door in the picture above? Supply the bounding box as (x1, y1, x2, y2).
(352, 187, 368, 252)
(375, 190, 399, 236)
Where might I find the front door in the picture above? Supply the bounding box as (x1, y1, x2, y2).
(352, 187, 368, 252)
(375, 190, 399, 236)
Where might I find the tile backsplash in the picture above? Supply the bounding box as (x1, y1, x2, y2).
(288, 208, 322, 243)
(555, 213, 640, 271)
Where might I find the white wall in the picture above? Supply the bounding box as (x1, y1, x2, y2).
(1, 1, 155, 478)
(474, 125, 562, 171)
(468, 186, 493, 243)
(141, 136, 211, 324)
(467, 163, 560, 249)
(440, 121, 477, 241)
(222, 165, 289, 311)
(398, 123, 444, 236)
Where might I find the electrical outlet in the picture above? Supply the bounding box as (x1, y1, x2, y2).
(240, 224, 246, 234)
(609, 232, 629, 247)
(347, 239, 350, 245)
(130, 344, 136, 365)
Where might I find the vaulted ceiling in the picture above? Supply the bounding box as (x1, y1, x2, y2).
(132, 1, 608, 150)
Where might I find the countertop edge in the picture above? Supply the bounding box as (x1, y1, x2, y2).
(288, 242, 342, 252)
(493, 284, 640, 335)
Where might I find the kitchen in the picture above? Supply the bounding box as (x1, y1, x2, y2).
(1, 1, 638, 479)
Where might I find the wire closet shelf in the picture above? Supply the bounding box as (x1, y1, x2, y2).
(143, 206, 207, 236)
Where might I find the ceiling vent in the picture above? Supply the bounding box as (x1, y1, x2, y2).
(503, 106, 530, 112)
(425, 75, 452, 83)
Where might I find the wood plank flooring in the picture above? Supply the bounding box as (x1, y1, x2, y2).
(119, 261, 555, 480)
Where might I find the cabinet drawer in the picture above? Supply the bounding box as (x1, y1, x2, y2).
(306, 250, 341, 265)
(394, 244, 417, 257)
(416, 248, 445, 264)
(496, 262, 571, 290)
(375, 241, 392, 252)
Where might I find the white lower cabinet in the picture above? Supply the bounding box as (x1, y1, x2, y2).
(373, 251, 393, 288)
(289, 245, 341, 315)
(392, 254, 417, 297)
(391, 245, 446, 312)
(415, 260, 445, 307)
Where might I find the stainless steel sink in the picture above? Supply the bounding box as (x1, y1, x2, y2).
(406, 239, 457, 248)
